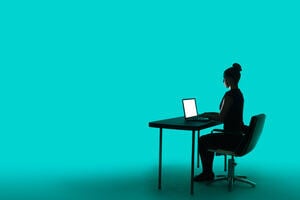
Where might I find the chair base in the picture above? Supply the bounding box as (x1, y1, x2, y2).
(208, 175, 256, 191)
(207, 158, 256, 191)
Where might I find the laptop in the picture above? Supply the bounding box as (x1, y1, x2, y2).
(182, 98, 209, 121)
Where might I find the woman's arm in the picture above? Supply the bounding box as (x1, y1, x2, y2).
(219, 95, 233, 122)
(201, 95, 233, 121)
(201, 112, 220, 121)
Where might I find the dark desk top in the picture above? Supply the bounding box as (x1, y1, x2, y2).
(149, 116, 222, 131)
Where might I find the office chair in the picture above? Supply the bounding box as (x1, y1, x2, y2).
(207, 114, 266, 191)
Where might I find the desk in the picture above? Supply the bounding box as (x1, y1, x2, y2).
(149, 116, 222, 195)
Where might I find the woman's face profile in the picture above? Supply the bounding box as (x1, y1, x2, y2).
(223, 77, 230, 88)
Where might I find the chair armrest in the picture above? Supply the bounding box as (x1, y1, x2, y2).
(211, 129, 225, 134)
(211, 129, 246, 136)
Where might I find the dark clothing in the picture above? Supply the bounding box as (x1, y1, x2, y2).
(198, 88, 245, 173)
(198, 133, 244, 173)
(220, 89, 244, 132)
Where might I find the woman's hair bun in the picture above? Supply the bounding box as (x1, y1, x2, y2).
(232, 63, 242, 72)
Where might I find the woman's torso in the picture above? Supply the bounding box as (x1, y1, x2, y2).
(220, 89, 244, 132)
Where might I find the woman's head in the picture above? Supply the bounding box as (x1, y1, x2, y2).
(223, 63, 242, 88)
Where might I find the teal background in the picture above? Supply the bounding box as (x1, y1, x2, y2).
(1, 1, 300, 199)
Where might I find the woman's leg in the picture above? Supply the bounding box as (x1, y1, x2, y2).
(194, 133, 243, 181)
(198, 135, 215, 174)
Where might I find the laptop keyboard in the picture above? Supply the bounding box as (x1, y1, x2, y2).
(187, 116, 209, 121)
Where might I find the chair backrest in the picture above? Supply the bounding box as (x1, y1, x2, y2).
(238, 114, 266, 156)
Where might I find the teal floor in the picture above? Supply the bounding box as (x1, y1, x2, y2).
(0, 153, 299, 200)
(0, 119, 298, 200)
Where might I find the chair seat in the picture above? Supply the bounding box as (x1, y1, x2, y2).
(208, 149, 237, 156)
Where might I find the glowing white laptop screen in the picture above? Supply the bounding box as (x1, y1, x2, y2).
(182, 98, 198, 118)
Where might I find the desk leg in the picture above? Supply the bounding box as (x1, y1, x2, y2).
(158, 128, 162, 190)
(197, 130, 200, 168)
(191, 130, 195, 195)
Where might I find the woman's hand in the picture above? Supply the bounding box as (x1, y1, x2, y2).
(201, 112, 220, 121)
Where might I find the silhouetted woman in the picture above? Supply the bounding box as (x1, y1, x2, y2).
(194, 63, 247, 182)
